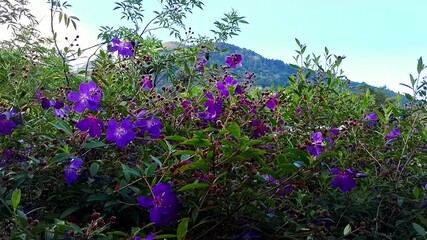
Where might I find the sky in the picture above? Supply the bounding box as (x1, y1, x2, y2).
(3, 0, 427, 93)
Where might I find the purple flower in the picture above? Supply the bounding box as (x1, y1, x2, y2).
(199, 93, 223, 121)
(0, 149, 25, 168)
(265, 207, 275, 218)
(252, 120, 268, 138)
(0, 114, 16, 136)
(365, 111, 379, 121)
(386, 127, 401, 141)
(364, 111, 379, 127)
(65, 158, 84, 186)
(235, 84, 244, 94)
(196, 58, 207, 72)
(134, 234, 156, 240)
(262, 174, 279, 185)
(312, 132, 323, 144)
(87, 80, 104, 98)
(76, 114, 105, 138)
(225, 53, 242, 68)
(217, 82, 230, 97)
(307, 132, 326, 157)
(134, 114, 163, 139)
(245, 71, 256, 80)
(54, 105, 70, 118)
(224, 75, 237, 85)
(326, 137, 334, 149)
(356, 173, 368, 178)
(329, 126, 340, 136)
(141, 75, 153, 89)
(110, 38, 134, 57)
(68, 81, 102, 113)
(266, 93, 280, 111)
(181, 100, 193, 109)
(36, 91, 52, 110)
(52, 100, 70, 118)
(106, 118, 136, 147)
(217, 76, 238, 97)
(330, 168, 357, 192)
(137, 183, 181, 226)
(307, 145, 323, 157)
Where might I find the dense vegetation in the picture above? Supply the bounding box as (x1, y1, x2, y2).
(1, 1, 427, 240)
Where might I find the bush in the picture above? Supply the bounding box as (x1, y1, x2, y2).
(1, 1, 427, 239)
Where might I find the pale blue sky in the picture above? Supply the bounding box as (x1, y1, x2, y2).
(60, 1, 427, 92)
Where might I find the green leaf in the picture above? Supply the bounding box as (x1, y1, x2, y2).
(173, 150, 195, 156)
(343, 224, 352, 236)
(89, 163, 100, 177)
(178, 182, 209, 192)
(417, 57, 424, 74)
(416, 213, 427, 228)
(144, 163, 158, 176)
(413, 223, 426, 237)
(155, 234, 177, 239)
(16, 210, 27, 226)
(183, 139, 212, 147)
(51, 120, 73, 135)
(180, 160, 209, 173)
(122, 164, 141, 181)
(281, 149, 311, 166)
(150, 155, 163, 168)
(362, 88, 370, 110)
(183, 62, 191, 75)
(233, 148, 266, 161)
(166, 135, 188, 141)
(110, 231, 128, 237)
(71, 20, 77, 30)
(405, 93, 414, 102)
(60, 206, 80, 219)
(11, 188, 21, 212)
(84, 141, 106, 149)
(227, 122, 241, 138)
(177, 217, 190, 240)
(410, 74, 416, 87)
(86, 194, 114, 202)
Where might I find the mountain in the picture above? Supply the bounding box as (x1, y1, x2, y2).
(210, 43, 295, 88)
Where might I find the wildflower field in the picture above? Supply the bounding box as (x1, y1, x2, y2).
(1, 1, 427, 239)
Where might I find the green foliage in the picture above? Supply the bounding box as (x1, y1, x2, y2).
(0, 1, 427, 240)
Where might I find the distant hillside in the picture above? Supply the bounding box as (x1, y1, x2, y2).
(210, 43, 295, 88)
(163, 41, 398, 98)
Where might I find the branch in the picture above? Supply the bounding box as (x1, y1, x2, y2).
(50, 0, 70, 86)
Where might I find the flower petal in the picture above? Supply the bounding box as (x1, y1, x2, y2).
(106, 119, 118, 142)
(152, 183, 172, 196)
(111, 38, 121, 44)
(68, 91, 81, 102)
(137, 196, 153, 208)
(116, 131, 136, 147)
(76, 118, 91, 132)
(79, 83, 90, 94)
(330, 168, 342, 175)
(74, 101, 86, 113)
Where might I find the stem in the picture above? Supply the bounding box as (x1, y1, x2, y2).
(84, 44, 106, 79)
(49, 0, 70, 86)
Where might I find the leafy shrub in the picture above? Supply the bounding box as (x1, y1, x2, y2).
(1, 1, 427, 240)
